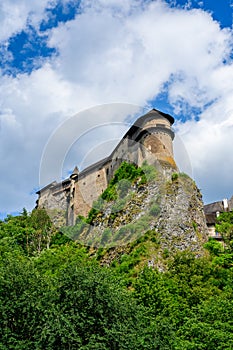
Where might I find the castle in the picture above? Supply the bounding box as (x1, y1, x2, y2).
(36, 108, 177, 225)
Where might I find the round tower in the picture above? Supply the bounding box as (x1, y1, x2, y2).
(132, 109, 176, 168)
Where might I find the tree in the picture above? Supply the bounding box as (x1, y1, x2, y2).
(216, 211, 233, 251)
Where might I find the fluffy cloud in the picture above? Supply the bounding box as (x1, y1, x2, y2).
(0, 0, 54, 41)
(0, 0, 233, 215)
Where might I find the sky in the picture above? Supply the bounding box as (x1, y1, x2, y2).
(0, 0, 233, 219)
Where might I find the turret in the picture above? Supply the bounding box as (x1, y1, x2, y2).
(70, 166, 79, 180)
(125, 109, 176, 168)
(67, 166, 79, 225)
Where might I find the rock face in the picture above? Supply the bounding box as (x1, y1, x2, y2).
(63, 164, 208, 266)
(157, 173, 208, 253)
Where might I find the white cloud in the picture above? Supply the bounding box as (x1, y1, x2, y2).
(0, 0, 233, 215)
(0, 0, 54, 41)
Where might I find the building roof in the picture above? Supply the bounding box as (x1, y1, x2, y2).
(70, 166, 79, 179)
(123, 109, 174, 139)
(141, 108, 175, 125)
(36, 181, 57, 194)
(205, 213, 218, 225)
(204, 201, 223, 215)
(78, 156, 111, 178)
(133, 109, 175, 127)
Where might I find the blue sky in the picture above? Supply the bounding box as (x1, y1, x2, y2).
(0, 0, 233, 220)
(1, 1, 232, 78)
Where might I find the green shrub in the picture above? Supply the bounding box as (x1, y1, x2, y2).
(101, 228, 112, 245)
(101, 162, 145, 202)
(111, 161, 144, 185)
(117, 178, 131, 198)
(92, 197, 105, 211)
(141, 161, 157, 182)
(61, 218, 88, 240)
(86, 207, 99, 224)
(163, 248, 170, 258)
(111, 197, 127, 213)
(149, 203, 161, 216)
(101, 186, 117, 201)
(171, 173, 179, 181)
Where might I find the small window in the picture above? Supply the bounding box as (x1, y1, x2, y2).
(97, 174, 100, 177)
(106, 168, 109, 175)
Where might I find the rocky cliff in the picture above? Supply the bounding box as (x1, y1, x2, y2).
(61, 161, 208, 268)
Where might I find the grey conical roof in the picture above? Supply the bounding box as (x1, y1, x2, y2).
(70, 166, 79, 179)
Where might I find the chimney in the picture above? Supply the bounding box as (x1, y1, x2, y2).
(223, 198, 228, 211)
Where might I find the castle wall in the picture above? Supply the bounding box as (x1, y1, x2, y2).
(71, 163, 110, 222)
(37, 109, 176, 225)
(37, 185, 68, 211)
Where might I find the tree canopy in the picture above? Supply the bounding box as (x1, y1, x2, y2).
(0, 208, 232, 349)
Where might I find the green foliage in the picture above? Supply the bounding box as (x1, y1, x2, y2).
(216, 210, 233, 251)
(110, 161, 144, 185)
(179, 172, 190, 179)
(117, 178, 131, 198)
(202, 211, 233, 268)
(162, 248, 170, 258)
(204, 238, 223, 256)
(111, 196, 127, 213)
(0, 255, 148, 349)
(86, 207, 99, 224)
(61, 216, 88, 240)
(113, 214, 153, 244)
(0, 208, 56, 255)
(141, 161, 158, 182)
(101, 161, 148, 202)
(172, 172, 179, 181)
(84, 161, 157, 225)
(100, 228, 112, 245)
(50, 230, 72, 246)
(149, 203, 161, 216)
(0, 204, 233, 349)
(101, 185, 117, 201)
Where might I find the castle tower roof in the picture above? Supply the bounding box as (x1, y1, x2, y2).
(70, 166, 79, 180)
(135, 108, 175, 126)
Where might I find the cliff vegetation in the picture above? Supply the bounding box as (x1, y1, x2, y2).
(0, 162, 232, 349)
(62, 161, 208, 269)
(0, 207, 232, 349)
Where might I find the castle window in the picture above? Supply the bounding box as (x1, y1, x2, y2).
(106, 168, 109, 175)
(97, 174, 100, 177)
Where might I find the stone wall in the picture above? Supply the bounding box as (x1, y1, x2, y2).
(73, 166, 109, 220)
(37, 109, 176, 225)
